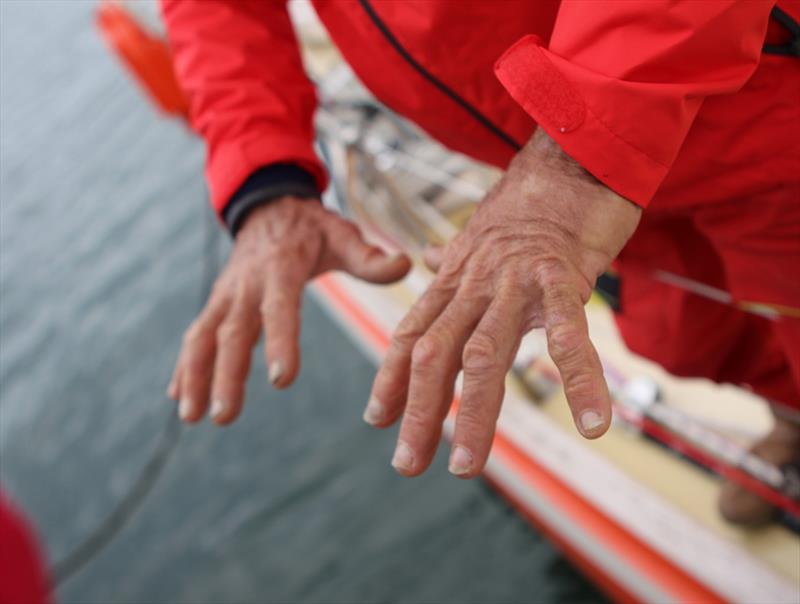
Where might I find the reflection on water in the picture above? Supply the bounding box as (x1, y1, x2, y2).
(0, 2, 604, 602)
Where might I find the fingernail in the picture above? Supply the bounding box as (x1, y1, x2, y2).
(391, 441, 415, 473)
(178, 398, 193, 421)
(363, 397, 385, 426)
(579, 410, 604, 434)
(448, 445, 473, 477)
(269, 361, 283, 385)
(210, 399, 225, 421)
(166, 382, 176, 400)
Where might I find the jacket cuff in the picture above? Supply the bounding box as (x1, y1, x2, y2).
(222, 164, 320, 236)
(495, 35, 670, 207)
(207, 133, 329, 216)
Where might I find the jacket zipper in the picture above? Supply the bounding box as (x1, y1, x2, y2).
(764, 5, 800, 57)
(358, 0, 523, 151)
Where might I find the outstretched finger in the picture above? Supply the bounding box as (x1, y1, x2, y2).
(176, 293, 230, 423)
(365, 281, 455, 429)
(393, 290, 488, 476)
(449, 291, 526, 478)
(542, 283, 611, 438)
(209, 283, 261, 425)
(261, 253, 310, 389)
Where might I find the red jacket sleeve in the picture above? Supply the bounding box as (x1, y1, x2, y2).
(160, 0, 328, 214)
(495, 0, 774, 207)
(0, 495, 52, 604)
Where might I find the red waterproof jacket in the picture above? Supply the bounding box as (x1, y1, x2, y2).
(161, 0, 799, 218)
(0, 494, 51, 604)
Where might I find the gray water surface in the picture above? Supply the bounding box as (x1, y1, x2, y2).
(0, 2, 604, 602)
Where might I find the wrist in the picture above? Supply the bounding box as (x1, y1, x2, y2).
(223, 164, 320, 237)
(236, 195, 317, 243)
(514, 129, 640, 212)
(504, 129, 642, 273)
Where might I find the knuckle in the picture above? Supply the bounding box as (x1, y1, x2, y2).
(258, 301, 272, 319)
(547, 324, 582, 364)
(402, 404, 431, 432)
(360, 244, 384, 263)
(459, 282, 493, 307)
(232, 277, 259, 306)
(563, 371, 600, 403)
(532, 257, 569, 289)
(428, 282, 458, 304)
(260, 291, 297, 319)
(210, 277, 231, 300)
(462, 269, 491, 289)
(438, 260, 461, 280)
(411, 335, 442, 368)
(183, 350, 208, 376)
(392, 320, 424, 351)
(182, 321, 204, 347)
(437, 256, 466, 282)
(435, 245, 467, 281)
(259, 299, 281, 320)
(181, 329, 194, 348)
(462, 334, 500, 372)
(456, 404, 487, 431)
(217, 320, 253, 347)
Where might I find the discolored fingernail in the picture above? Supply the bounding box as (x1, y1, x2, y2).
(178, 398, 193, 421)
(579, 409, 604, 435)
(448, 445, 474, 477)
(269, 361, 284, 385)
(362, 397, 385, 426)
(391, 441, 415, 474)
(210, 399, 225, 421)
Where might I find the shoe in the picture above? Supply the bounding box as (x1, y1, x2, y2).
(718, 416, 800, 527)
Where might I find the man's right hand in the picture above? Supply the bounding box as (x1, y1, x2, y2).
(168, 196, 411, 425)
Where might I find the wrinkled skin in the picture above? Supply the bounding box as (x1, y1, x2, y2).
(366, 130, 641, 478)
(168, 197, 411, 424)
(169, 130, 641, 479)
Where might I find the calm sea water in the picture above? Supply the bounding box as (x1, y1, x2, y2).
(0, 2, 604, 602)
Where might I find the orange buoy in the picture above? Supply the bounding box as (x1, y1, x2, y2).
(95, 1, 189, 119)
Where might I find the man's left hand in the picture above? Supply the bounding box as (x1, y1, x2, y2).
(363, 130, 642, 478)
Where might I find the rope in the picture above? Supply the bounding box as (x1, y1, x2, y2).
(52, 202, 219, 586)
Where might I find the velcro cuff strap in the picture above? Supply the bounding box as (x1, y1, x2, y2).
(495, 35, 668, 207)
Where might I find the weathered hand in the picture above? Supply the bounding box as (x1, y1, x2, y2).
(363, 130, 642, 478)
(169, 196, 411, 424)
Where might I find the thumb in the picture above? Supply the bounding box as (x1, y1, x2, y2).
(422, 244, 445, 273)
(326, 220, 411, 284)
